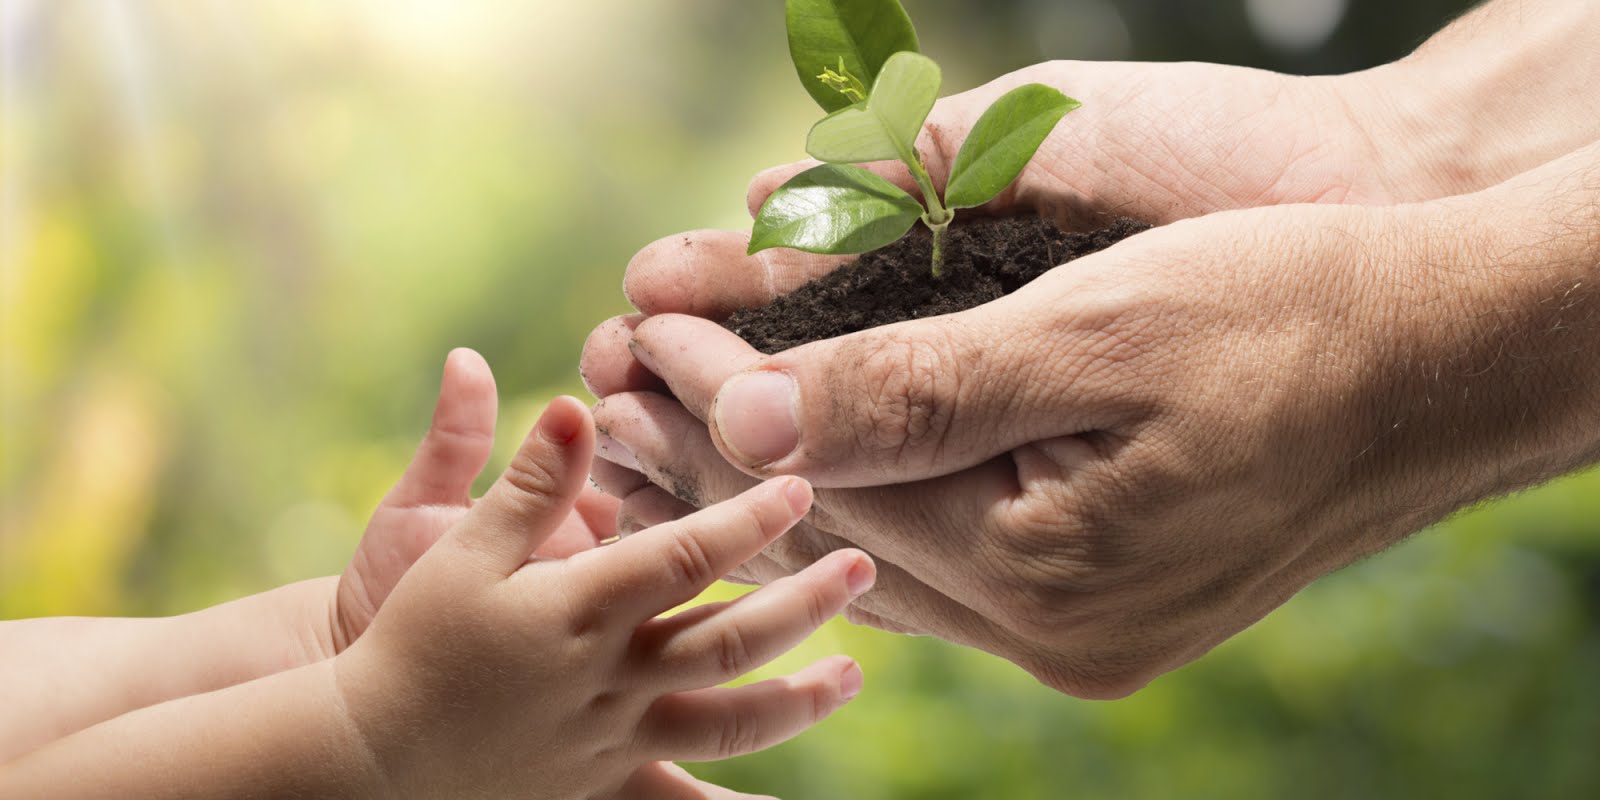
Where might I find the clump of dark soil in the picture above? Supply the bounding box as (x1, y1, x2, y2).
(725, 215, 1151, 353)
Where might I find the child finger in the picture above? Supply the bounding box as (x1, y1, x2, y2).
(634, 656, 862, 763)
(612, 762, 779, 800)
(384, 348, 498, 508)
(638, 550, 874, 692)
(564, 477, 812, 623)
(533, 488, 622, 559)
(451, 396, 595, 573)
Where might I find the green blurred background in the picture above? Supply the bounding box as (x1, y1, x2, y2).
(3, 1, 1597, 797)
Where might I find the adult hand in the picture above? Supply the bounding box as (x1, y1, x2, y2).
(584, 2, 1600, 696)
(587, 142, 1600, 697)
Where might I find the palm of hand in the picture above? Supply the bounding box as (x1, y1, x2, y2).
(336, 492, 618, 652)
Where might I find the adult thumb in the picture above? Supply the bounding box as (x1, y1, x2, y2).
(708, 309, 1084, 488)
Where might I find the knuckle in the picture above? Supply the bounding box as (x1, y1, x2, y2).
(849, 333, 966, 465)
(758, 525, 826, 572)
(992, 586, 1084, 642)
(736, 496, 784, 542)
(662, 528, 719, 589)
(1020, 647, 1154, 700)
(806, 679, 831, 724)
(1026, 657, 1145, 701)
(717, 705, 763, 759)
(802, 582, 835, 631)
(990, 489, 1132, 596)
(501, 448, 565, 504)
(711, 624, 756, 678)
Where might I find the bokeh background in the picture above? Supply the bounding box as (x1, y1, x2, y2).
(4, 0, 1598, 797)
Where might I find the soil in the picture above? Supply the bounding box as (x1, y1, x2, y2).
(725, 215, 1151, 354)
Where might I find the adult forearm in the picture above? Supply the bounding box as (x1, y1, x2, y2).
(1351, 0, 1600, 198)
(0, 577, 338, 761)
(0, 659, 379, 799)
(1454, 139, 1600, 479)
(1367, 140, 1600, 519)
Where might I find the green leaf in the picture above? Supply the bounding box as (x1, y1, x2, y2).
(944, 84, 1081, 210)
(749, 164, 923, 255)
(806, 51, 941, 164)
(787, 0, 920, 113)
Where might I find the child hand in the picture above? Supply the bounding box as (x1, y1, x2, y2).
(330, 349, 622, 652)
(334, 396, 874, 799)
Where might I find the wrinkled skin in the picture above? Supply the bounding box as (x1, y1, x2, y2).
(582, 56, 1600, 698)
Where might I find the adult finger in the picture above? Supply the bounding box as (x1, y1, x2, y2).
(634, 312, 1117, 487)
(593, 392, 762, 506)
(591, 390, 1010, 633)
(581, 314, 666, 399)
(748, 497, 1011, 652)
(564, 478, 813, 623)
(591, 456, 649, 500)
(616, 485, 695, 536)
(612, 762, 778, 800)
(624, 230, 851, 321)
(450, 396, 595, 572)
(627, 320, 761, 424)
(384, 348, 498, 508)
(639, 550, 874, 692)
(635, 656, 861, 763)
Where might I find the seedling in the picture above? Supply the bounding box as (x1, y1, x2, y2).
(750, 0, 1081, 276)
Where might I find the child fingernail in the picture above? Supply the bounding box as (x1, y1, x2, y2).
(538, 397, 585, 444)
(840, 662, 863, 701)
(845, 555, 876, 598)
(782, 477, 813, 516)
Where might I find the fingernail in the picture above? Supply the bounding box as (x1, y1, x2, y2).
(715, 371, 800, 467)
(782, 477, 812, 516)
(617, 516, 645, 538)
(595, 433, 640, 471)
(537, 397, 584, 444)
(840, 662, 863, 701)
(845, 556, 876, 598)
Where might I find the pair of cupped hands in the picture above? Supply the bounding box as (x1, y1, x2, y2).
(581, 58, 1600, 698)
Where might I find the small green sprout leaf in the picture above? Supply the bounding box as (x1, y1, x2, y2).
(768, 0, 1083, 275)
(749, 164, 923, 256)
(817, 58, 868, 104)
(944, 84, 1081, 210)
(806, 51, 941, 164)
(787, 0, 920, 112)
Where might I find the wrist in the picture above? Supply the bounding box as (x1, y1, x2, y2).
(1374, 146, 1600, 502)
(1335, 0, 1600, 201)
(162, 576, 343, 693)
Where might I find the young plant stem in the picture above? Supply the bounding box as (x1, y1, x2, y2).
(897, 147, 954, 276)
(928, 220, 950, 277)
